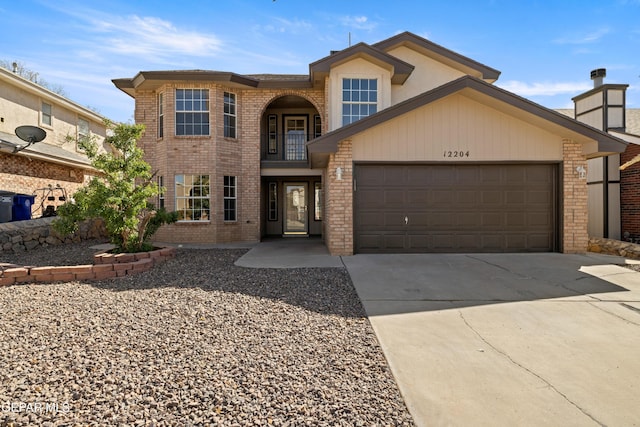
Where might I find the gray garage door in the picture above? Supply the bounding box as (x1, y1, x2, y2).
(354, 164, 558, 253)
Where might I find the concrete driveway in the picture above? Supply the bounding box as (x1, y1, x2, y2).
(342, 253, 640, 427)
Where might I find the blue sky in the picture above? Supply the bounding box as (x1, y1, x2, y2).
(1, 0, 639, 123)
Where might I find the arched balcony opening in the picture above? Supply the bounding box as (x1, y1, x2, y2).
(260, 95, 321, 166)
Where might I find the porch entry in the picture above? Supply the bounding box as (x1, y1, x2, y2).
(262, 177, 322, 238)
(284, 183, 307, 234)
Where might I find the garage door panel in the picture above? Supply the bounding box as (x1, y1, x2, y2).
(456, 191, 478, 204)
(354, 164, 557, 253)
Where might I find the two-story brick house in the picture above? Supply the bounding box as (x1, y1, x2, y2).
(0, 66, 107, 219)
(113, 31, 626, 255)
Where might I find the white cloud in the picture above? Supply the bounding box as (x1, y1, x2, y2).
(92, 15, 223, 59)
(339, 15, 377, 31)
(553, 27, 610, 44)
(498, 80, 591, 97)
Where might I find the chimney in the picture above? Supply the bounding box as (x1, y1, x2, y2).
(591, 68, 606, 87)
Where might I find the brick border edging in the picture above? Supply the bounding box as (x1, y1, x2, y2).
(0, 247, 176, 286)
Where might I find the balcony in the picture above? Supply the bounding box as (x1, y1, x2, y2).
(261, 132, 317, 167)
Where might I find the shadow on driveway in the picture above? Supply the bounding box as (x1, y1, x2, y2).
(343, 252, 633, 315)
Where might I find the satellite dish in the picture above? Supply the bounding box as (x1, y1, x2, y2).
(15, 125, 47, 143)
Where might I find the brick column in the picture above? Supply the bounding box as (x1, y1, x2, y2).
(563, 139, 588, 253)
(326, 140, 353, 256)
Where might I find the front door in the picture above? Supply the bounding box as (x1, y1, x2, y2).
(284, 183, 308, 235)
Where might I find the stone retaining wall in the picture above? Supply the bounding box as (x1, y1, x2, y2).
(588, 237, 640, 259)
(0, 217, 106, 254)
(0, 246, 176, 286)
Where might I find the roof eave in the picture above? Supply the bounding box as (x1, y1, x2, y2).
(373, 31, 501, 81)
(308, 76, 627, 158)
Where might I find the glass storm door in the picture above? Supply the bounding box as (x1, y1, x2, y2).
(284, 183, 308, 234)
(285, 117, 307, 160)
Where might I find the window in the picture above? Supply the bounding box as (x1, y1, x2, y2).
(175, 174, 210, 221)
(342, 78, 377, 125)
(268, 114, 277, 154)
(224, 176, 237, 221)
(176, 89, 209, 136)
(157, 176, 165, 209)
(42, 102, 52, 127)
(77, 118, 89, 152)
(314, 115, 322, 138)
(224, 92, 236, 138)
(268, 182, 277, 221)
(158, 93, 164, 138)
(314, 182, 322, 221)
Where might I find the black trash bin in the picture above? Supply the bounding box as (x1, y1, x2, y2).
(0, 191, 15, 223)
(12, 194, 36, 221)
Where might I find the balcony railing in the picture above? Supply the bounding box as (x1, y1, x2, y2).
(261, 132, 318, 162)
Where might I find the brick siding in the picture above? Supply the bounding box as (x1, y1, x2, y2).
(0, 152, 92, 218)
(562, 139, 589, 253)
(325, 140, 353, 255)
(620, 143, 640, 239)
(137, 83, 325, 244)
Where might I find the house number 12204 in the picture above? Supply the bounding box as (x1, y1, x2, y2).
(443, 150, 470, 158)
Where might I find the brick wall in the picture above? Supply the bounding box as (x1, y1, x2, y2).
(620, 143, 640, 238)
(136, 83, 326, 244)
(325, 140, 353, 256)
(0, 152, 91, 218)
(562, 139, 589, 253)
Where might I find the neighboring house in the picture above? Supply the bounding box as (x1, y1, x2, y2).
(113, 31, 626, 255)
(0, 66, 107, 219)
(558, 70, 640, 242)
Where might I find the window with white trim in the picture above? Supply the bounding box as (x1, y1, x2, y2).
(176, 89, 209, 136)
(77, 117, 89, 152)
(175, 174, 210, 221)
(223, 176, 237, 221)
(42, 102, 52, 127)
(158, 93, 164, 138)
(224, 92, 236, 138)
(157, 176, 165, 209)
(342, 78, 377, 125)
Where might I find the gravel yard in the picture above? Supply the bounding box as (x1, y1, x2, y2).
(0, 244, 414, 426)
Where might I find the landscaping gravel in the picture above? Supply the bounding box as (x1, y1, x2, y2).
(0, 244, 414, 426)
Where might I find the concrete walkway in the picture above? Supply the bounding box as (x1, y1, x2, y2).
(234, 237, 343, 268)
(236, 241, 640, 426)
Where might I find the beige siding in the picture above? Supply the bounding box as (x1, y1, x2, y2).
(386, 45, 467, 105)
(576, 92, 603, 115)
(352, 94, 563, 161)
(0, 69, 106, 153)
(328, 58, 392, 131)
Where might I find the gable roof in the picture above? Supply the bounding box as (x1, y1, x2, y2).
(373, 32, 501, 82)
(309, 42, 415, 85)
(307, 75, 627, 167)
(113, 31, 501, 96)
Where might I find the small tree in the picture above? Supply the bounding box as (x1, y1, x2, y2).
(54, 121, 176, 252)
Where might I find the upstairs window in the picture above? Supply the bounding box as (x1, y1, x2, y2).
(224, 92, 236, 138)
(158, 93, 164, 138)
(342, 78, 377, 126)
(41, 102, 52, 127)
(176, 89, 209, 136)
(77, 117, 89, 152)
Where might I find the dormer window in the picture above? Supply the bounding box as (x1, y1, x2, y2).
(342, 78, 377, 126)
